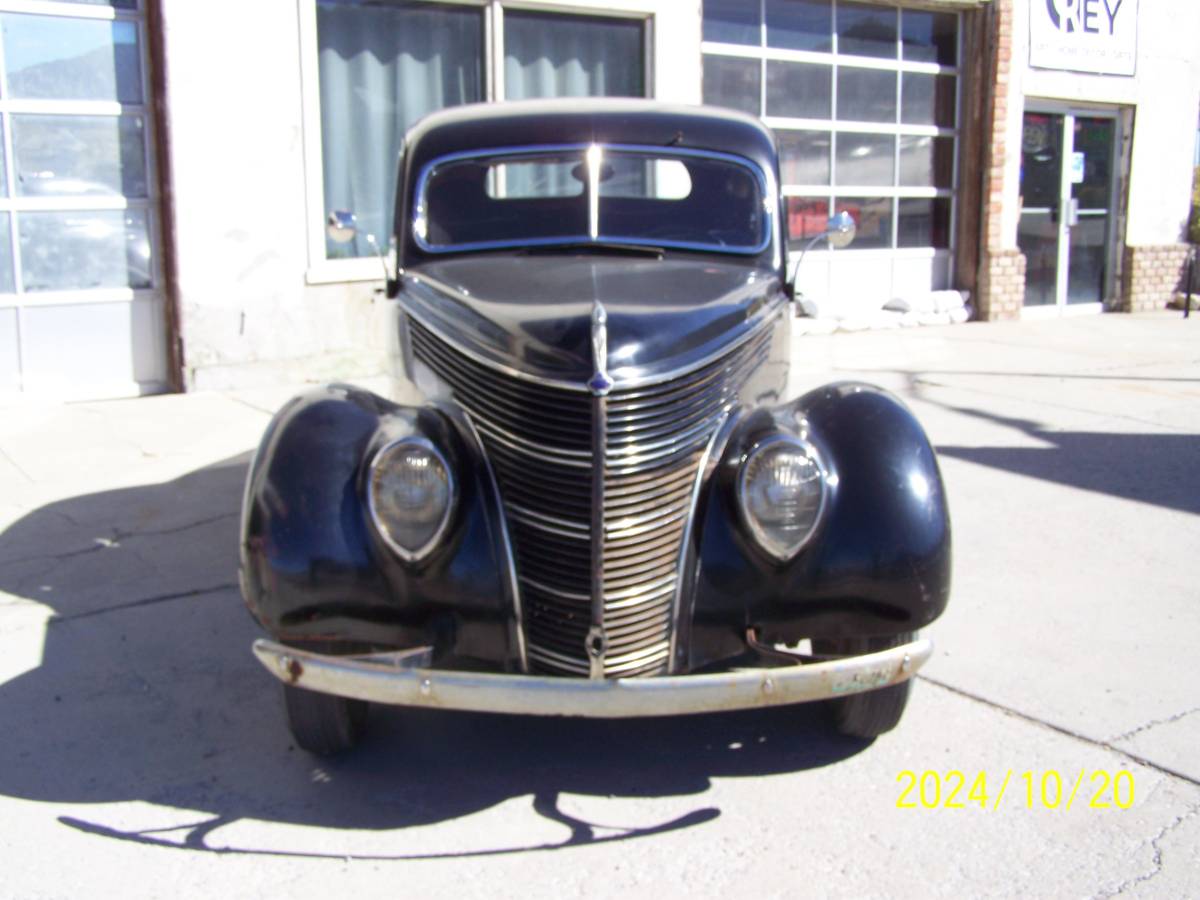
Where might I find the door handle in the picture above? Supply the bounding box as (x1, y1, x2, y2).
(1066, 198, 1079, 227)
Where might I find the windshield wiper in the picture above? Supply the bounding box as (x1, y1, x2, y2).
(518, 242, 664, 259)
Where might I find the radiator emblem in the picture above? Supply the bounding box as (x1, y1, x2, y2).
(587, 302, 613, 396)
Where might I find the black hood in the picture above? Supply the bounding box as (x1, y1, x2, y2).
(401, 253, 786, 386)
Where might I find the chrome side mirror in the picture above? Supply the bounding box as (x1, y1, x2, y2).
(326, 210, 357, 244)
(824, 210, 856, 249)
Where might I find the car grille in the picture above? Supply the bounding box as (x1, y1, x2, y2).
(409, 317, 771, 678)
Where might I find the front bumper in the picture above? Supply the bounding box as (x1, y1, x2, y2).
(252, 636, 932, 718)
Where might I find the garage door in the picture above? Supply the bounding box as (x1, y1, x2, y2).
(0, 0, 168, 399)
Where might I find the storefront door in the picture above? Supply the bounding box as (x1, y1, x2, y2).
(1018, 109, 1119, 315)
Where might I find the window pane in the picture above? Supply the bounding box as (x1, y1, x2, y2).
(777, 130, 830, 185)
(0, 215, 13, 292)
(505, 11, 644, 100)
(898, 135, 954, 188)
(421, 149, 767, 254)
(1, 15, 142, 102)
(0, 120, 6, 198)
(703, 55, 761, 116)
(422, 152, 588, 247)
(901, 73, 956, 127)
(786, 196, 829, 246)
(14, 115, 147, 198)
(317, 1, 483, 259)
(19, 209, 152, 291)
(766, 0, 831, 52)
(836, 67, 896, 122)
(902, 9, 957, 65)
(836, 133, 895, 185)
(898, 197, 951, 248)
(599, 152, 766, 250)
(486, 160, 583, 199)
(702, 0, 760, 45)
(766, 60, 831, 119)
(1073, 117, 1114, 209)
(834, 196, 892, 249)
(836, 2, 896, 59)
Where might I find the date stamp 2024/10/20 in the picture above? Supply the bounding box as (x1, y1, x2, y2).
(896, 770, 1136, 811)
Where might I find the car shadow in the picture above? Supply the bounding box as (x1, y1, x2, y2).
(0, 454, 869, 859)
(928, 405, 1200, 517)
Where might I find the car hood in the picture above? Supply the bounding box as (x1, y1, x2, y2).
(401, 254, 786, 386)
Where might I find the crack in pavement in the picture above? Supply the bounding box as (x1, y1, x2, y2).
(0, 445, 35, 484)
(0, 512, 238, 570)
(1091, 791, 1200, 899)
(1108, 706, 1200, 745)
(47, 582, 239, 624)
(918, 675, 1200, 789)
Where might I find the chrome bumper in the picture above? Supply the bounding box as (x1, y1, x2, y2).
(253, 637, 931, 718)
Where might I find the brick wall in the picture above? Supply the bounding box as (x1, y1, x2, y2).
(978, 249, 1026, 319)
(1118, 244, 1193, 312)
(975, 0, 1025, 320)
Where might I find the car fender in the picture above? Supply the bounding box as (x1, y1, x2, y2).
(239, 384, 520, 667)
(685, 382, 952, 666)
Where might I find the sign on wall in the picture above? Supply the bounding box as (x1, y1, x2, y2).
(1030, 0, 1139, 76)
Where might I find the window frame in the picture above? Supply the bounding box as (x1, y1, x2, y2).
(0, 0, 162, 305)
(701, 0, 962, 289)
(299, 0, 656, 285)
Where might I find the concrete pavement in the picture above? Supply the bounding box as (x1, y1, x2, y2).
(0, 312, 1197, 898)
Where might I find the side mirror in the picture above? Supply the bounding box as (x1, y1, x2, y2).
(329, 210, 397, 292)
(326, 210, 358, 244)
(824, 210, 856, 249)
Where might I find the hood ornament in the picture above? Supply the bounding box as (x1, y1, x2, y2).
(587, 301, 613, 396)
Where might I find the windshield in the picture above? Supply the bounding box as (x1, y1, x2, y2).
(413, 144, 772, 255)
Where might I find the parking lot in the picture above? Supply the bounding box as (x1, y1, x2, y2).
(1, 311, 1197, 898)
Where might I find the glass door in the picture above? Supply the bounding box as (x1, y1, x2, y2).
(1017, 109, 1117, 313)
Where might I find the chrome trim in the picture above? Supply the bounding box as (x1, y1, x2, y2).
(411, 142, 775, 257)
(365, 435, 457, 564)
(736, 433, 829, 563)
(589, 387, 608, 679)
(668, 414, 735, 673)
(252, 637, 933, 717)
(440, 404, 529, 673)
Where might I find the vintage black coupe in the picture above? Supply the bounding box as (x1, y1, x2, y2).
(240, 100, 951, 754)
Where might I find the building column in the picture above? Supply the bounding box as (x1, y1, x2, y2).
(1116, 245, 1193, 312)
(975, 0, 1024, 321)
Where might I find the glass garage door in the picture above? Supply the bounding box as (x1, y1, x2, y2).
(0, 0, 167, 398)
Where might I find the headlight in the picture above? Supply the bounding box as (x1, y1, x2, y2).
(737, 434, 827, 562)
(366, 436, 456, 562)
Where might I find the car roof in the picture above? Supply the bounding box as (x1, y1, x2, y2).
(402, 98, 779, 176)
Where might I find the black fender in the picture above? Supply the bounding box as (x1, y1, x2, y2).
(239, 384, 519, 668)
(685, 382, 951, 668)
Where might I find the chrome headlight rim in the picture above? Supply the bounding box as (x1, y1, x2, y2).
(366, 434, 457, 564)
(736, 432, 828, 564)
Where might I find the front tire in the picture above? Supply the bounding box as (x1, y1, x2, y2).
(814, 632, 915, 738)
(282, 684, 369, 755)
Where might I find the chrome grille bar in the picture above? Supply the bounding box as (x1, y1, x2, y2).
(408, 314, 772, 679)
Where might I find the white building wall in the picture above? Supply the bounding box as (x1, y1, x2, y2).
(160, 0, 702, 392)
(1003, 0, 1200, 248)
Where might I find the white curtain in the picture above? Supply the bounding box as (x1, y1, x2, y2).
(317, 2, 482, 258)
(503, 12, 644, 100)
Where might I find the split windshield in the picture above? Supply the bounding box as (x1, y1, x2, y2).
(414, 144, 770, 255)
